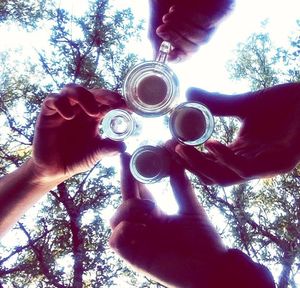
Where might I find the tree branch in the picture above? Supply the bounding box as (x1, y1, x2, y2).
(57, 183, 85, 288)
(18, 222, 67, 288)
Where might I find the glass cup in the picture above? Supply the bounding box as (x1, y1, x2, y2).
(130, 145, 170, 184)
(123, 41, 179, 117)
(169, 102, 214, 146)
(102, 109, 138, 141)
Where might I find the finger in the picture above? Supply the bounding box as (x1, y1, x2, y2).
(156, 26, 198, 54)
(110, 199, 156, 229)
(206, 141, 298, 178)
(61, 84, 99, 116)
(98, 104, 111, 116)
(96, 138, 126, 159)
(89, 88, 127, 109)
(186, 88, 253, 118)
(120, 152, 139, 200)
(165, 140, 215, 185)
(52, 94, 75, 120)
(175, 144, 243, 186)
(205, 140, 247, 176)
(109, 221, 150, 267)
(42, 94, 63, 116)
(167, 48, 188, 62)
(169, 162, 201, 215)
(137, 182, 155, 202)
(161, 12, 210, 44)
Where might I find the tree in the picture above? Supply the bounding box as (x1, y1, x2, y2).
(192, 26, 300, 288)
(0, 0, 46, 29)
(0, 1, 163, 287)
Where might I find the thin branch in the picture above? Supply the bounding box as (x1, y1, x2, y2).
(18, 223, 67, 288)
(36, 51, 60, 88)
(0, 227, 54, 266)
(203, 186, 286, 249)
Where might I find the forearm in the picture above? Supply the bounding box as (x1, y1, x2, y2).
(207, 249, 276, 288)
(0, 158, 65, 237)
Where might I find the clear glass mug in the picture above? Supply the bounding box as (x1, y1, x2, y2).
(123, 41, 179, 117)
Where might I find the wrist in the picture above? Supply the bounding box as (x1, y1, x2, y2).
(181, 248, 229, 288)
(26, 158, 67, 188)
(208, 249, 275, 288)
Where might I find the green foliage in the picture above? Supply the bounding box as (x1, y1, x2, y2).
(227, 32, 281, 89)
(0, 0, 47, 28)
(38, 1, 140, 90)
(1, 2, 299, 287)
(0, 1, 161, 287)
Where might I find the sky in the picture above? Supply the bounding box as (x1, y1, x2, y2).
(1, 0, 300, 286)
(103, 0, 300, 215)
(113, 0, 300, 94)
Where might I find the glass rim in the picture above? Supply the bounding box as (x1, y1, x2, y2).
(122, 61, 179, 117)
(169, 102, 215, 146)
(130, 145, 166, 184)
(102, 109, 135, 141)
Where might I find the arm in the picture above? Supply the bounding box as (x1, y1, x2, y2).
(0, 159, 65, 238)
(0, 84, 126, 237)
(110, 153, 275, 287)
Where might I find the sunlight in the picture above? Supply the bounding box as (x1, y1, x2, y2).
(81, 209, 96, 226)
(56, 254, 74, 276)
(1, 0, 299, 286)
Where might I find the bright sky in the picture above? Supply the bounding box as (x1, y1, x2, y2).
(104, 0, 300, 216)
(1, 0, 300, 286)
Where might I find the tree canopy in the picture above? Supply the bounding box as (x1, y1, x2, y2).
(0, 2, 299, 288)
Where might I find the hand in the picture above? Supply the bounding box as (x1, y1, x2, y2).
(110, 153, 226, 287)
(169, 83, 300, 186)
(149, 0, 234, 61)
(31, 84, 126, 182)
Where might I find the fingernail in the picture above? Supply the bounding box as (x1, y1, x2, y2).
(119, 143, 127, 153)
(64, 83, 78, 88)
(120, 152, 130, 163)
(169, 5, 176, 12)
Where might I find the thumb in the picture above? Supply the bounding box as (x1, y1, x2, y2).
(170, 163, 202, 215)
(187, 87, 253, 118)
(97, 138, 126, 157)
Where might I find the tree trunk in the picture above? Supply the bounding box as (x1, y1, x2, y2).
(278, 252, 295, 288)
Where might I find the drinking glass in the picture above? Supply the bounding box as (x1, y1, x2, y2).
(169, 102, 214, 146)
(130, 145, 170, 183)
(123, 41, 179, 117)
(102, 109, 138, 141)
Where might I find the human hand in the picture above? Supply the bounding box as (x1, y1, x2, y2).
(31, 84, 126, 182)
(169, 83, 300, 186)
(149, 0, 234, 61)
(110, 153, 226, 287)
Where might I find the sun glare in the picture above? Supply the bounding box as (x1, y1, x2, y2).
(1, 0, 300, 286)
